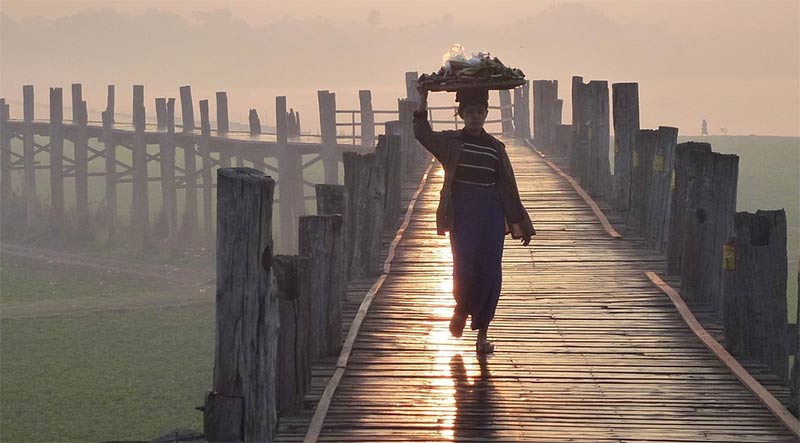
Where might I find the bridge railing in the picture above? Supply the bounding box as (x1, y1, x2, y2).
(204, 111, 426, 440)
(0, 85, 424, 255)
(529, 76, 799, 419)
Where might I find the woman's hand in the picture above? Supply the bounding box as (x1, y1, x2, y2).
(416, 85, 429, 113)
(521, 234, 532, 247)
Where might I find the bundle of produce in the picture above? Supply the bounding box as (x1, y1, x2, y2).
(417, 44, 526, 92)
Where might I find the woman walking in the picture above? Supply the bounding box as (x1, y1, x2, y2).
(413, 86, 535, 353)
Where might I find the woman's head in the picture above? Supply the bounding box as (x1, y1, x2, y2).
(455, 88, 489, 133)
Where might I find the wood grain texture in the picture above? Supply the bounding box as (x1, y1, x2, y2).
(210, 167, 279, 442)
(284, 138, 796, 442)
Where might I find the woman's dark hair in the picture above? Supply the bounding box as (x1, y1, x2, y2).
(457, 101, 489, 116)
(455, 87, 489, 116)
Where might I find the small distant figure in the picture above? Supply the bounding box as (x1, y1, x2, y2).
(701, 119, 708, 136)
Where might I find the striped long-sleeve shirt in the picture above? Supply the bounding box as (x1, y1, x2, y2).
(454, 129, 498, 186)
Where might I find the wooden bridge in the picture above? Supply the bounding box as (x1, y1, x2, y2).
(268, 137, 799, 442)
(2, 75, 798, 442)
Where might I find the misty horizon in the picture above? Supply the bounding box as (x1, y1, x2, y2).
(1, 1, 798, 137)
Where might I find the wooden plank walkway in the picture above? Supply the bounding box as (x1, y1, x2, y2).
(284, 138, 798, 442)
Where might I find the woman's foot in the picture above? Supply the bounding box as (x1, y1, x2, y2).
(476, 326, 494, 353)
(449, 312, 467, 338)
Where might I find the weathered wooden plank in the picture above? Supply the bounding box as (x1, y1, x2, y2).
(358, 90, 374, 148)
(157, 97, 178, 249)
(22, 85, 37, 229)
(207, 167, 278, 442)
(498, 89, 514, 136)
(723, 210, 789, 381)
(49, 87, 65, 234)
(131, 84, 149, 247)
(298, 215, 344, 358)
(317, 91, 339, 184)
(679, 151, 739, 310)
(644, 126, 678, 252)
(586, 80, 610, 197)
(343, 152, 385, 278)
(274, 255, 312, 416)
(627, 129, 657, 232)
(102, 85, 118, 240)
(666, 142, 712, 275)
(0, 98, 11, 212)
(611, 82, 639, 212)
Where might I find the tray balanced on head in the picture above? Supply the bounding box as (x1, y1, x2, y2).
(421, 77, 526, 92)
(417, 56, 527, 92)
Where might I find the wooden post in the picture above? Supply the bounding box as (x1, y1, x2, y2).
(131, 85, 149, 246)
(105, 84, 115, 126)
(679, 151, 739, 311)
(405, 71, 420, 102)
(359, 90, 375, 147)
(520, 81, 532, 139)
(276, 96, 301, 253)
(379, 130, 402, 230)
(22, 85, 36, 229)
(791, 257, 800, 416)
(611, 82, 640, 211)
(157, 98, 178, 249)
(644, 126, 678, 252)
(343, 152, 385, 278)
(0, 99, 11, 225)
(666, 142, 712, 275)
(49, 87, 65, 234)
(722, 210, 789, 381)
(532, 80, 558, 150)
(532, 81, 543, 146)
(216, 92, 233, 168)
(315, 184, 349, 278)
(179, 86, 194, 131)
(499, 89, 514, 136)
(216, 91, 229, 134)
(317, 91, 339, 184)
(570, 76, 589, 181)
(249, 109, 262, 135)
(102, 86, 118, 240)
(315, 184, 347, 216)
(197, 99, 211, 243)
(626, 129, 657, 232)
(397, 99, 418, 176)
(273, 255, 311, 417)
(298, 215, 344, 358)
(513, 83, 531, 140)
(555, 124, 572, 156)
(287, 108, 297, 139)
(71, 84, 91, 239)
(586, 80, 610, 197)
(205, 167, 278, 443)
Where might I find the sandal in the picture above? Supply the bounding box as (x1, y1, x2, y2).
(449, 313, 467, 338)
(476, 338, 495, 354)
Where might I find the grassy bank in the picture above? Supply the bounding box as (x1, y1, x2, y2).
(0, 259, 214, 442)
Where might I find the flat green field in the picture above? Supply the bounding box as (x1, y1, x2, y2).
(0, 258, 213, 442)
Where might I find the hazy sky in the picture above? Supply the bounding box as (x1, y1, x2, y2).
(1, 0, 798, 136)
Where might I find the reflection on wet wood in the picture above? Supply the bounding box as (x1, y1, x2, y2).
(276, 138, 796, 442)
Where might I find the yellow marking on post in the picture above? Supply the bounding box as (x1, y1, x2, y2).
(723, 242, 736, 270)
(633, 150, 639, 168)
(654, 153, 665, 173)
